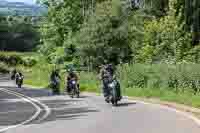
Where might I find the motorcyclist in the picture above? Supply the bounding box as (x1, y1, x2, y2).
(100, 61, 113, 102)
(15, 71, 24, 86)
(50, 69, 61, 95)
(100, 62, 121, 102)
(66, 68, 79, 93)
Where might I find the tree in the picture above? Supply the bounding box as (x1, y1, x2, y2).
(76, 0, 140, 67)
(175, 0, 200, 45)
(139, 0, 169, 17)
(39, 0, 84, 57)
(0, 15, 40, 51)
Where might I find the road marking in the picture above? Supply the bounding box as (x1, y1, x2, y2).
(0, 88, 41, 132)
(123, 96, 200, 127)
(84, 93, 200, 126)
(1, 88, 51, 123)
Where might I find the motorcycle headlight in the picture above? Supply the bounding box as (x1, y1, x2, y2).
(108, 82, 115, 88)
(72, 81, 76, 84)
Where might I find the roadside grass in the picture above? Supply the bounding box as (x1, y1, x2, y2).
(2, 52, 200, 109)
(23, 65, 101, 93)
(22, 65, 200, 108)
(123, 87, 200, 107)
(23, 65, 52, 88)
(79, 71, 101, 93)
(0, 62, 10, 73)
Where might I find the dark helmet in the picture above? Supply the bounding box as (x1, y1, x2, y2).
(105, 63, 114, 74)
(67, 67, 74, 73)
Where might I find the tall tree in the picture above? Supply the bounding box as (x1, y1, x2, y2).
(76, 0, 144, 66)
(140, 0, 169, 17)
(39, 0, 84, 56)
(175, 0, 200, 45)
(0, 16, 40, 51)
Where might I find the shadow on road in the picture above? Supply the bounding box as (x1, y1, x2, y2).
(0, 86, 99, 126)
(0, 86, 53, 98)
(34, 107, 99, 125)
(0, 91, 99, 126)
(0, 75, 136, 127)
(117, 102, 137, 107)
(0, 75, 99, 126)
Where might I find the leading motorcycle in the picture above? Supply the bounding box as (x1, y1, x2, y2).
(68, 78, 80, 98)
(107, 76, 121, 106)
(16, 76, 24, 88)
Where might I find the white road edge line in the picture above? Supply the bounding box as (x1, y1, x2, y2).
(85, 93, 200, 126)
(1, 88, 51, 123)
(0, 88, 41, 132)
(123, 96, 200, 126)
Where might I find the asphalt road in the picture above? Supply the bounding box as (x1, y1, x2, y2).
(0, 74, 200, 133)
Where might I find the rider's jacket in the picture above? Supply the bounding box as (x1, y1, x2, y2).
(100, 65, 114, 80)
(67, 72, 78, 81)
(15, 72, 23, 79)
(50, 71, 60, 84)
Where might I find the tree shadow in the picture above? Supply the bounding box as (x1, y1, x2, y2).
(78, 95, 89, 98)
(34, 107, 99, 125)
(0, 86, 53, 98)
(116, 102, 137, 107)
(0, 75, 98, 126)
(0, 98, 99, 126)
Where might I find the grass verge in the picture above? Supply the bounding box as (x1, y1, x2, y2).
(5, 52, 199, 109)
(23, 65, 200, 109)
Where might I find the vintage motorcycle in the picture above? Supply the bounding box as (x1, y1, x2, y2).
(107, 76, 121, 106)
(68, 78, 80, 98)
(16, 76, 24, 88)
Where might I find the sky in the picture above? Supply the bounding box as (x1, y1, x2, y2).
(6, 0, 36, 4)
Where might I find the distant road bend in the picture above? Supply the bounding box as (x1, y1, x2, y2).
(0, 74, 200, 133)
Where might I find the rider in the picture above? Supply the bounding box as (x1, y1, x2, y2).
(66, 68, 79, 93)
(50, 69, 61, 95)
(15, 71, 24, 85)
(100, 61, 121, 102)
(100, 61, 113, 102)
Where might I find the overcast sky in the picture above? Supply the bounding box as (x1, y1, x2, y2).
(6, 0, 36, 4)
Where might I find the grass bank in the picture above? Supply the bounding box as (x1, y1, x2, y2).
(23, 63, 101, 93)
(3, 52, 200, 108)
(22, 63, 200, 109)
(22, 65, 200, 108)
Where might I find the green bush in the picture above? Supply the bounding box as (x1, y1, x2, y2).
(118, 63, 200, 94)
(0, 63, 10, 73)
(22, 57, 37, 67)
(0, 52, 37, 67)
(0, 52, 23, 66)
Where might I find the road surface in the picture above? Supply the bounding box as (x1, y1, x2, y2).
(0, 74, 200, 133)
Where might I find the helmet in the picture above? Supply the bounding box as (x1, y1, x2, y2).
(103, 59, 108, 65)
(67, 68, 74, 73)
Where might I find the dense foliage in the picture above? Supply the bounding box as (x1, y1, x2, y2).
(38, 0, 200, 67)
(118, 63, 200, 94)
(0, 15, 40, 51)
(0, 52, 37, 67)
(76, 0, 134, 67)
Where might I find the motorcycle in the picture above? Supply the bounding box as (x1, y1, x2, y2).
(107, 77, 121, 106)
(68, 79, 79, 98)
(16, 76, 23, 88)
(50, 76, 61, 95)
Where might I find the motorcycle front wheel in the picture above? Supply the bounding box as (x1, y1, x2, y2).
(18, 84, 21, 88)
